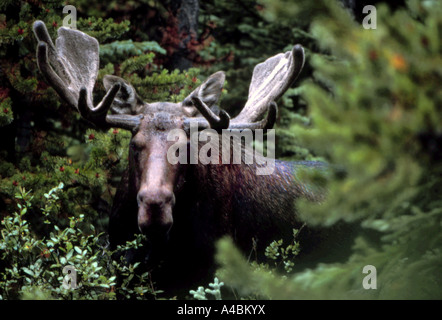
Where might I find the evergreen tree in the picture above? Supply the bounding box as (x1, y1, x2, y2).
(215, 0, 442, 299)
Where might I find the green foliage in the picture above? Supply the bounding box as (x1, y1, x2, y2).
(0, 128, 132, 235)
(84, 128, 132, 174)
(100, 40, 166, 65)
(0, 97, 13, 126)
(264, 228, 302, 273)
(77, 17, 131, 43)
(127, 68, 201, 103)
(196, 229, 303, 300)
(296, 0, 441, 224)
(120, 53, 156, 77)
(190, 277, 224, 300)
(0, 184, 157, 300)
(216, 237, 299, 300)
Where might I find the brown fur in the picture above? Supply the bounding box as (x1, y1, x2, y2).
(109, 132, 326, 292)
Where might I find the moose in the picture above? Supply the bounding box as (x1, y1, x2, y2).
(33, 21, 329, 292)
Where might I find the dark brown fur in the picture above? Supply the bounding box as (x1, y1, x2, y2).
(109, 134, 326, 292)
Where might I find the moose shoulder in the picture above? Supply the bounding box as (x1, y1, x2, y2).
(33, 21, 328, 292)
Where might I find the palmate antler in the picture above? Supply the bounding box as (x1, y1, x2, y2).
(187, 45, 305, 131)
(33, 21, 142, 130)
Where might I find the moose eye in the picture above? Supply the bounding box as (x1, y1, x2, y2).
(182, 98, 193, 107)
(130, 142, 143, 155)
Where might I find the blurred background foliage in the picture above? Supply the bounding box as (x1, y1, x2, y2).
(216, 0, 442, 299)
(0, 0, 440, 299)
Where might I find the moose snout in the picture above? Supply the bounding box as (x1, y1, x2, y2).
(137, 186, 175, 206)
(136, 186, 175, 237)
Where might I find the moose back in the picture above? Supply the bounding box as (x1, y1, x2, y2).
(33, 21, 326, 291)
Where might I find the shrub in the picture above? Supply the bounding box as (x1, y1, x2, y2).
(0, 184, 159, 300)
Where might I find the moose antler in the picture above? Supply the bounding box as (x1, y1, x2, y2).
(35, 20, 304, 134)
(33, 21, 142, 130)
(233, 45, 305, 126)
(188, 45, 305, 131)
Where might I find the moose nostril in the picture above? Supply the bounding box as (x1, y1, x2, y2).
(158, 189, 174, 205)
(137, 206, 150, 233)
(137, 187, 175, 207)
(165, 192, 175, 206)
(136, 187, 146, 206)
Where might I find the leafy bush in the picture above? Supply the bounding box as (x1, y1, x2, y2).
(190, 277, 224, 300)
(188, 228, 302, 300)
(0, 184, 158, 300)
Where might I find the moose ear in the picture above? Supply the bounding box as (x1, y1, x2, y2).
(182, 71, 225, 116)
(103, 75, 143, 115)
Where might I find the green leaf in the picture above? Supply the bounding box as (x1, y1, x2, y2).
(22, 267, 34, 277)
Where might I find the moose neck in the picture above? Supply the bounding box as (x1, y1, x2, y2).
(171, 138, 324, 250)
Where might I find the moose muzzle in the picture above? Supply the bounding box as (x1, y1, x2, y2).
(136, 186, 175, 242)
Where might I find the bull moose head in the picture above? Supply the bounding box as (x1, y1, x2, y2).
(33, 20, 305, 239)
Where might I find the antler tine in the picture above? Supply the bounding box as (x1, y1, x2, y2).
(34, 22, 77, 108)
(34, 21, 68, 77)
(79, 85, 143, 130)
(191, 97, 230, 130)
(78, 84, 119, 125)
(183, 100, 276, 133)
